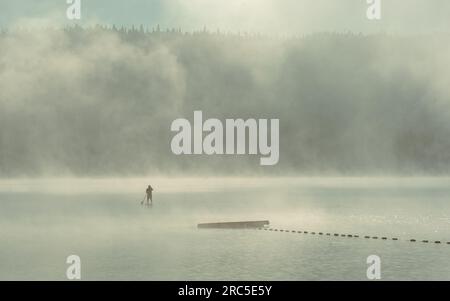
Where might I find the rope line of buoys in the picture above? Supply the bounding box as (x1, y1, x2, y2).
(257, 227, 449, 246)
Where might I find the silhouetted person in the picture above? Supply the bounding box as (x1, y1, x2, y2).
(143, 185, 153, 205)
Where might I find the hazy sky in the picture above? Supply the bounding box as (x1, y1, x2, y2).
(2, 1, 450, 176)
(1, 0, 450, 34)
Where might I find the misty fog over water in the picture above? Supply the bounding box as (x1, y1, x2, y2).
(1, 0, 450, 283)
(1, 177, 449, 280)
(1, 28, 450, 176)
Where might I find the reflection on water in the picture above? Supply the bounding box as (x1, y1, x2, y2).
(0, 177, 449, 280)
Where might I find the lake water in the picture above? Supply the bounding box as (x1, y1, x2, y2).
(0, 177, 449, 280)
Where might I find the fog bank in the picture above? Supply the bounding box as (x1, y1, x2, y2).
(1, 28, 450, 176)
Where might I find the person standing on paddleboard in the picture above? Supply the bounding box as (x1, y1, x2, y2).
(142, 185, 153, 205)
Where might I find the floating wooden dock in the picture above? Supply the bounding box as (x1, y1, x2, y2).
(198, 220, 270, 229)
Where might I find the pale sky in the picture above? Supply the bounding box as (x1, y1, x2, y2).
(1, 0, 450, 34)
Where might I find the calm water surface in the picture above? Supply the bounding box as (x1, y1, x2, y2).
(0, 177, 449, 280)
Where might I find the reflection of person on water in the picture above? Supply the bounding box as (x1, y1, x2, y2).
(142, 185, 153, 206)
